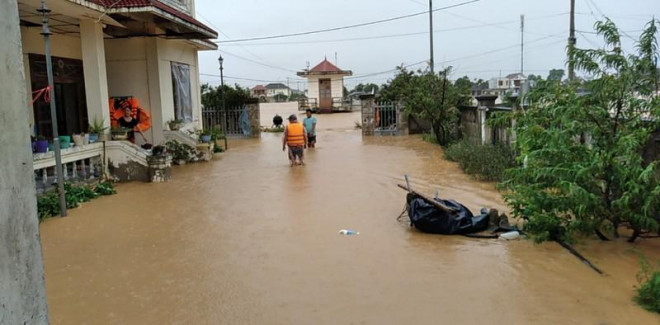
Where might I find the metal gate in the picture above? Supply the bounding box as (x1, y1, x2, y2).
(373, 102, 400, 135)
(202, 106, 251, 137)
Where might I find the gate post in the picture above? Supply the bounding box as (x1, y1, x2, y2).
(246, 98, 261, 138)
(397, 101, 409, 136)
(360, 94, 375, 136)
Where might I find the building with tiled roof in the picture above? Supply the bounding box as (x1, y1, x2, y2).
(297, 58, 352, 112)
(16, 0, 218, 180)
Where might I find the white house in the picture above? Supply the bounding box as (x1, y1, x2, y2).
(264, 83, 291, 98)
(18, 0, 217, 146)
(297, 59, 352, 112)
(488, 72, 528, 96)
(15, 0, 217, 182)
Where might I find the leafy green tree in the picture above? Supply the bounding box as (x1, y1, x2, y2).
(454, 76, 472, 96)
(502, 19, 660, 243)
(381, 67, 468, 145)
(201, 83, 250, 109)
(547, 69, 565, 81)
(527, 74, 543, 82)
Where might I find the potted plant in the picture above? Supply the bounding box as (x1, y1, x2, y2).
(111, 127, 129, 140)
(199, 129, 212, 143)
(165, 140, 194, 165)
(59, 135, 71, 149)
(167, 119, 184, 131)
(72, 133, 85, 147)
(88, 118, 107, 143)
(34, 135, 49, 153)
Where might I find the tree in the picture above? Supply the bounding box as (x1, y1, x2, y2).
(201, 83, 250, 109)
(547, 69, 565, 81)
(502, 19, 660, 243)
(527, 74, 543, 82)
(352, 83, 379, 94)
(454, 76, 472, 96)
(381, 67, 468, 145)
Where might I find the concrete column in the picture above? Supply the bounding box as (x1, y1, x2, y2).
(146, 38, 165, 144)
(80, 19, 111, 132)
(397, 101, 409, 136)
(246, 99, 261, 138)
(478, 106, 488, 145)
(0, 1, 49, 323)
(360, 94, 375, 136)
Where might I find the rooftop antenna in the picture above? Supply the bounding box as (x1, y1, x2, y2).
(306, 61, 310, 70)
(335, 52, 338, 66)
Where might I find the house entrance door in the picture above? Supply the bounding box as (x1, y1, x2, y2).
(319, 79, 331, 110)
(29, 54, 88, 138)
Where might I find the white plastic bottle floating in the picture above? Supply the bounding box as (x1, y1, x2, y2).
(339, 229, 359, 235)
(499, 231, 520, 240)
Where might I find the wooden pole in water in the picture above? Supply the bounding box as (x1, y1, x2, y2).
(396, 184, 457, 214)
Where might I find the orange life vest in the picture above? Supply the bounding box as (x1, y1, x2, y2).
(286, 123, 305, 146)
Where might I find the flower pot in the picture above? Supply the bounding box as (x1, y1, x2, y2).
(59, 135, 71, 149)
(200, 135, 212, 143)
(35, 140, 49, 153)
(111, 132, 128, 140)
(72, 134, 84, 147)
(89, 133, 99, 143)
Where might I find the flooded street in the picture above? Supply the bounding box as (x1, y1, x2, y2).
(40, 104, 660, 324)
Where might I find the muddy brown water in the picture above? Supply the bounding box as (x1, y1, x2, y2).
(40, 107, 660, 324)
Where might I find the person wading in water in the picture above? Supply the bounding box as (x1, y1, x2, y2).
(282, 114, 307, 166)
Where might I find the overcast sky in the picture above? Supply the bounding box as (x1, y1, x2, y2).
(195, 0, 659, 90)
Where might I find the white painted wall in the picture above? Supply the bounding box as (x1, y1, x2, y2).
(303, 75, 346, 100)
(331, 78, 344, 98)
(156, 38, 200, 128)
(105, 37, 202, 144)
(307, 76, 319, 99)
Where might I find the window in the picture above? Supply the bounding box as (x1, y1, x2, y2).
(171, 62, 192, 122)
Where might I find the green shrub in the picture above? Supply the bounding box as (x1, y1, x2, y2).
(444, 140, 516, 181)
(635, 257, 660, 313)
(37, 181, 116, 221)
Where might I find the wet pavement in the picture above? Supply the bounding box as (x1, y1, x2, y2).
(40, 105, 660, 324)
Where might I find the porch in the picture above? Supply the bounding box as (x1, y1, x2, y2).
(18, 0, 217, 182)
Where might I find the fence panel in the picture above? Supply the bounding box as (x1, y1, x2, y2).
(374, 102, 399, 136)
(202, 106, 251, 137)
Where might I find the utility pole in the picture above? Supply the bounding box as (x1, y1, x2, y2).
(520, 14, 524, 75)
(429, 0, 434, 73)
(39, 0, 66, 217)
(568, 0, 576, 81)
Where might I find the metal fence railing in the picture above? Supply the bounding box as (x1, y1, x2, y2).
(374, 102, 399, 135)
(202, 106, 251, 137)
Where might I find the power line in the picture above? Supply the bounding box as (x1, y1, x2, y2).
(219, 49, 299, 73)
(216, 0, 480, 44)
(219, 20, 518, 47)
(200, 73, 303, 84)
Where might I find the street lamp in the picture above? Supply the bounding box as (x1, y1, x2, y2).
(218, 54, 226, 138)
(218, 54, 225, 112)
(38, 0, 66, 217)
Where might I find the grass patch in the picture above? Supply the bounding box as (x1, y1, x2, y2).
(444, 139, 515, 181)
(635, 256, 660, 313)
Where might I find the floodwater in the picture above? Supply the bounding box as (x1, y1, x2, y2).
(40, 103, 660, 324)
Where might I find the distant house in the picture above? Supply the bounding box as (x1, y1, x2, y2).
(488, 73, 528, 96)
(251, 85, 267, 99)
(265, 83, 291, 98)
(297, 59, 352, 112)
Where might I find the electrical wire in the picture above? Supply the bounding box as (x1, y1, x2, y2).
(220, 20, 519, 47)
(216, 0, 480, 44)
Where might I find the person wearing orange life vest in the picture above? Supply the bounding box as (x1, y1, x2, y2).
(282, 114, 308, 166)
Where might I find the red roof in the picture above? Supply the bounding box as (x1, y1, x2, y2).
(252, 85, 266, 90)
(87, 0, 216, 37)
(310, 59, 344, 73)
